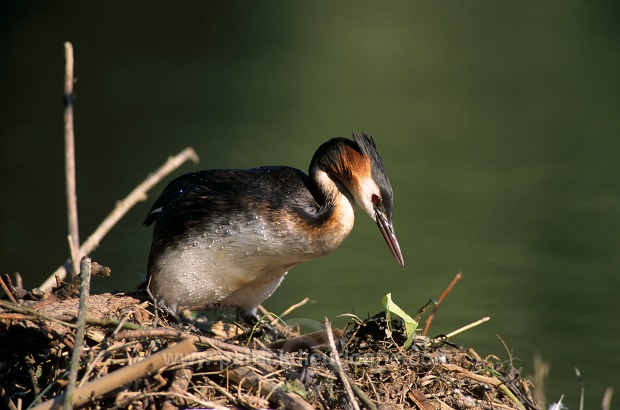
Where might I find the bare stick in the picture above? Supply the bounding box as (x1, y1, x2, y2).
(40, 147, 199, 292)
(31, 338, 197, 410)
(259, 297, 311, 326)
(64, 42, 80, 278)
(277, 297, 311, 321)
(445, 316, 490, 338)
(423, 271, 462, 336)
(67, 234, 79, 280)
(63, 256, 91, 410)
(323, 318, 360, 410)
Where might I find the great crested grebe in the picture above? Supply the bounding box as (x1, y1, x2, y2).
(144, 132, 404, 323)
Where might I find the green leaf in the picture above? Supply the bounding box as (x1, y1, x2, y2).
(382, 293, 418, 349)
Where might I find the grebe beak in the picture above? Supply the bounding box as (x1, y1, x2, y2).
(375, 207, 405, 268)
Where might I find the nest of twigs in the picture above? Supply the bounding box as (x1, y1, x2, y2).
(0, 272, 539, 410)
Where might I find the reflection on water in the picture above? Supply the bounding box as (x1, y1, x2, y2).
(1, 3, 619, 407)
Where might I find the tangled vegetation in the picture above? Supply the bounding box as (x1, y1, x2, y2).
(0, 276, 539, 410)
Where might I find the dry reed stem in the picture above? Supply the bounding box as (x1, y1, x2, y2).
(275, 297, 311, 323)
(445, 316, 490, 338)
(63, 256, 91, 410)
(423, 271, 462, 336)
(323, 318, 360, 410)
(40, 147, 199, 292)
(66, 234, 80, 280)
(63, 42, 80, 278)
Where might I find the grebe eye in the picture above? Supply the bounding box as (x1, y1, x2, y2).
(371, 194, 381, 204)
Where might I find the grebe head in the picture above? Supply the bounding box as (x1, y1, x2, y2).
(312, 132, 405, 268)
(351, 132, 405, 268)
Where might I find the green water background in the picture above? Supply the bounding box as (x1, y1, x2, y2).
(1, 2, 619, 407)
